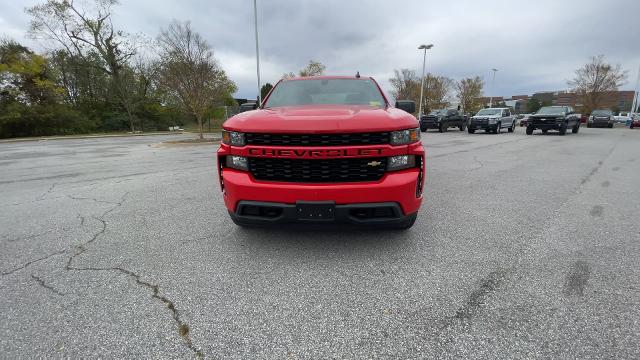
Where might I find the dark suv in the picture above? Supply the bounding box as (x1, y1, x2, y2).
(587, 109, 614, 128)
(527, 106, 580, 135)
(420, 109, 467, 132)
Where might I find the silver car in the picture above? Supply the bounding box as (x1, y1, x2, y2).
(468, 108, 516, 134)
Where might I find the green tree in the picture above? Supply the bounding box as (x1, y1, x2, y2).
(157, 20, 236, 139)
(260, 82, 273, 100)
(527, 97, 541, 113)
(27, 0, 140, 131)
(455, 76, 484, 114)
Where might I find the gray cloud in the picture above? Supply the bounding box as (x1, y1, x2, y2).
(2, 0, 639, 99)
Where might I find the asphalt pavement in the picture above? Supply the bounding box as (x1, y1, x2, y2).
(1, 127, 639, 358)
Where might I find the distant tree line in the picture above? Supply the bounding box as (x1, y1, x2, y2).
(0, 0, 236, 139)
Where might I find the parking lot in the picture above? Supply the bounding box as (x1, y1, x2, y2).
(1, 127, 639, 358)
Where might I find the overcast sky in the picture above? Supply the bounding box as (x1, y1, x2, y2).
(2, 0, 639, 100)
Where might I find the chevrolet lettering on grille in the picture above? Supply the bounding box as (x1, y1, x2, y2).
(247, 148, 385, 158)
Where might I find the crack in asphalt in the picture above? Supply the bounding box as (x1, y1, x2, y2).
(62, 191, 204, 358)
(30, 274, 65, 296)
(1, 249, 67, 276)
(70, 265, 205, 358)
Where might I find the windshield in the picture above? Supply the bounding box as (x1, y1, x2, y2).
(429, 109, 447, 115)
(476, 108, 501, 116)
(537, 107, 565, 115)
(592, 110, 612, 116)
(263, 78, 386, 108)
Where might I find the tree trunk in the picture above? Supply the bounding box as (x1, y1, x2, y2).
(125, 106, 135, 133)
(197, 115, 204, 140)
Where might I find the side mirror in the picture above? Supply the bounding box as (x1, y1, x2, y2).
(239, 102, 258, 113)
(395, 100, 416, 114)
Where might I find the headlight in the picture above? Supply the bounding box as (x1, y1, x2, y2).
(222, 130, 245, 146)
(488, 118, 497, 124)
(588, 116, 594, 122)
(225, 156, 248, 171)
(387, 155, 416, 171)
(390, 128, 420, 145)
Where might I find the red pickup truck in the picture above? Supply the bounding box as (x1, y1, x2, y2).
(217, 76, 425, 229)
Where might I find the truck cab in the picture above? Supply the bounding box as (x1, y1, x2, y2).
(420, 109, 467, 132)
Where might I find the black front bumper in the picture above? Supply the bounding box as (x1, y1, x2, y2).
(589, 121, 613, 128)
(420, 120, 440, 129)
(230, 200, 413, 226)
(529, 122, 563, 130)
(469, 121, 497, 131)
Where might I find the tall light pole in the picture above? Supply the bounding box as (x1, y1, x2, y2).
(631, 63, 640, 115)
(489, 68, 498, 108)
(418, 44, 433, 118)
(253, 0, 261, 105)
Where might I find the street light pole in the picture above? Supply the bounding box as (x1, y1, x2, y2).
(418, 44, 433, 119)
(631, 63, 640, 115)
(253, 0, 261, 105)
(489, 68, 498, 108)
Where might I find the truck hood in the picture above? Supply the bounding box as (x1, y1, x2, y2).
(472, 115, 501, 119)
(223, 105, 419, 133)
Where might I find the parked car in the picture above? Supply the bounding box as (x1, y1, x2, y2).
(587, 109, 614, 128)
(518, 113, 533, 127)
(419, 109, 467, 132)
(614, 112, 632, 124)
(468, 107, 516, 134)
(630, 115, 640, 129)
(526, 106, 580, 135)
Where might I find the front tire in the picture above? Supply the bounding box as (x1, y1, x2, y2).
(494, 123, 501, 134)
(558, 124, 567, 136)
(468, 128, 475, 134)
(526, 125, 534, 135)
(572, 123, 580, 134)
(608, 123, 613, 128)
(459, 123, 466, 131)
(439, 123, 447, 133)
(508, 122, 515, 133)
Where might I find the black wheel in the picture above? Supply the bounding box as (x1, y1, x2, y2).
(468, 128, 475, 134)
(420, 125, 427, 132)
(558, 125, 567, 136)
(494, 123, 501, 134)
(542, 129, 548, 135)
(572, 123, 580, 134)
(608, 124, 613, 128)
(526, 126, 533, 135)
(439, 123, 447, 133)
(393, 213, 417, 230)
(508, 122, 515, 133)
(459, 123, 466, 131)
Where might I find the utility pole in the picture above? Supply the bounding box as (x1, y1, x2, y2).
(253, 0, 261, 105)
(489, 68, 498, 108)
(631, 64, 640, 115)
(418, 44, 433, 119)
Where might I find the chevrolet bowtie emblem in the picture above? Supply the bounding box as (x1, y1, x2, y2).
(367, 161, 382, 167)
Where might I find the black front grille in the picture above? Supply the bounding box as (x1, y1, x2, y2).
(244, 132, 390, 146)
(472, 118, 488, 125)
(422, 116, 438, 124)
(248, 157, 387, 183)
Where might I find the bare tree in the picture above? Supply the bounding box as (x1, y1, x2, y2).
(568, 55, 627, 112)
(389, 69, 453, 112)
(157, 20, 236, 139)
(283, 60, 326, 79)
(27, 0, 140, 131)
(389, 69, 420, 102)
(425, 74, 454, 110)
(455, 76, 484, 114)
